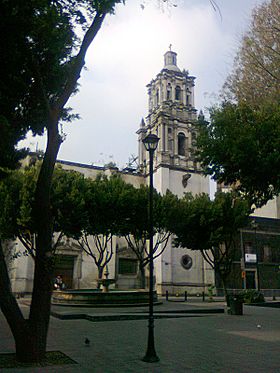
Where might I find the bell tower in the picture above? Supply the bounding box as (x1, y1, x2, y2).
(137, 48, 207, 196)
(137, 49, 212, 295)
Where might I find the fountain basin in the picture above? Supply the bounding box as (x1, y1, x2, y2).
(52, 289, 159, 307)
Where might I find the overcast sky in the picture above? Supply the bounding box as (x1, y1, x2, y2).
(20, 0, 265, 168)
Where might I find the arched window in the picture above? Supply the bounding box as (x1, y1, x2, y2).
(155, 89, 159, 106)
(175, 86, 181, 101)
(178, 132, 186, 156)
(167, 83, 172, 100)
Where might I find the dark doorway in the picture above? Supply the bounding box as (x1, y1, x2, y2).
(246, 270, 256, 289)
(54, 255, 75, 289)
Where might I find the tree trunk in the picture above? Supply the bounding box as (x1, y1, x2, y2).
(0, 241, 44, 362)
(0, 9, 108, 362)
(0, 240, 31, 358)
(139, 264, 146, 289)
(97, 266, 104, 289)
(23, 118, 61, 362)
(220, 275, 229, 305)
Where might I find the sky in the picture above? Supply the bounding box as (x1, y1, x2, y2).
(19, 0, 266, 169)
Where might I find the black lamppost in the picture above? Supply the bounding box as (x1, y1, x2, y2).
(142, 133, 160, 363)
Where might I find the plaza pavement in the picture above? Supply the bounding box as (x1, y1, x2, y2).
(1, 297, 280, 372)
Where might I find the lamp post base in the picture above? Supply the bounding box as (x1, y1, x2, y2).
(142, 353, 160, 363)
(142, 326, 160, 363)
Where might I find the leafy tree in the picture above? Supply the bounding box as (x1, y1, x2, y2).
(172, 192, 251, 298)
(0, 165, 86, 258)
(195, 0, 280, 208)
(195, 102, 280, 207)
(121, 187, 175, 288)
(0, 0, 125, 362)
(224, 0, 280, 107)
(119, 185, 149, 288)
(76, 175, 132, 285)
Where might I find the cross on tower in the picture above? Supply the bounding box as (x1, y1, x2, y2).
(169, 44, 172, 51)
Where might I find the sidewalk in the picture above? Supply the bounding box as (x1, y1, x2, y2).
(1, 298, 280, 372)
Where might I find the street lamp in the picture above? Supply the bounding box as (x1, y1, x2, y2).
(142, 133, 160, 363)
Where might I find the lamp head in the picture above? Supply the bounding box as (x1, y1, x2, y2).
(142, 133, 160, 152)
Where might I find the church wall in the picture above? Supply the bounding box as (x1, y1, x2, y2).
(10, 241, 34, 293)
(252, 197, 280, 219)
(152, 166, 213, 294)
(120, 173, 145, 188)
(168, 170, 209, 197)
(56, 160, 104, 179)
(77, 252, 99, 288)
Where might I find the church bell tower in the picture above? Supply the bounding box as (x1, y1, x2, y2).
(137, 49, 212, 295)
(137, 48, 208, 197)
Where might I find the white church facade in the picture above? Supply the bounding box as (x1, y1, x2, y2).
(9, 50, 217, 295)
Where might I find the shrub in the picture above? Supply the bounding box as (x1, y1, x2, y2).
(240, 289, 265, 304)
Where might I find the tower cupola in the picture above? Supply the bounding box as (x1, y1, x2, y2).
(163, 48, 181, 72)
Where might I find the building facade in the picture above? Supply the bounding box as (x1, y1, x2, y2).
(215, 216, 280, 296)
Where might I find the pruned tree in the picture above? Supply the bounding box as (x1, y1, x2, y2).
(76, 175, 129, 286)
(0, 165, 86, 259)
(172, 192, 251, 299)
(121, 187, 175, 288)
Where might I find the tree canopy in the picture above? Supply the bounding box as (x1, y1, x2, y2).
(223, 0, 280, 107)
(172, 192, 251, 294)
(195, 102, 280, 206)
(195, 0, 280, 207)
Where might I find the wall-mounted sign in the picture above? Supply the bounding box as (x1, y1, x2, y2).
(245, 253, 257, 263)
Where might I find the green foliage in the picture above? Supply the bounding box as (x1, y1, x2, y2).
(51, 166, 87, 239)
(196, 1, 280, 208)
(227, 289, 265, 305)
(0, 171, 23, 240)
(0, 164, 87, 246)
(172, 191, 251, 284)
(195, 102, 280, 207)
(172, 193, 215, 252)
(0, 0, 124, 173)
(224, 0, 280, 107)
(239, 289, 265, 304)
(81, 175, 134, 237)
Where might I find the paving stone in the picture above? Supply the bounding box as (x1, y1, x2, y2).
(1, 299, 280, 372)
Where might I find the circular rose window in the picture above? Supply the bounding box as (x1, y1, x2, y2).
(181, 254, 193, 270)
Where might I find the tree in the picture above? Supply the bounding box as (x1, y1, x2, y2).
(0, 1, 125, 362)
(172, 192, 251, 298)
(121, 187, 175, 288)
(0, 165, 86, 259)
(195, 101, 280, 207)
(77, 175, 130, 286)
(195, 0, 280, 207)
(223, 0, 280, 107)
